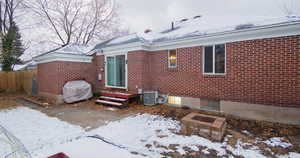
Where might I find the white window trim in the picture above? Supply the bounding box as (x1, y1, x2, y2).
(168, 49, 177, 68)
(202, 44, 226, 75)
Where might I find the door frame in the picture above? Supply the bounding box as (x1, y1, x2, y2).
(104, 52, 128, 89)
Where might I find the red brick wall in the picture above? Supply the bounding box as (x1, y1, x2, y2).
(38, 62, 60, 94)
(38, 61, 97, 95)
(127, 51, 151, 91)
(94, 55, 105, 89)
(127, 35, 300, 107)
(38, 35, 299, 107)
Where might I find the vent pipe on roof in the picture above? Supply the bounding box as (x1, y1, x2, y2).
(180, 18, 188, 22)
(144, 29, 152, 34)
(171, 22, 174, 30)
(194, 15, 202, 19)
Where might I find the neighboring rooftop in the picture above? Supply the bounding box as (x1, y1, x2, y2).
(34, 43, 93, 63)
(92, 14, 300, 50)
(92, 33, 142, 50)
(56, 44, 92, 56)
(13, 60, 37, 71)
(35, 43, 92, 58)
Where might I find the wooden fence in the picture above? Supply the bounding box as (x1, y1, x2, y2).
(0, 69, 37, 95)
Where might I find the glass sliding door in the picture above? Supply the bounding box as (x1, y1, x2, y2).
(115, 55, 126, 87)
(106, 54, 126, 88)
(107, 56, 116, 86)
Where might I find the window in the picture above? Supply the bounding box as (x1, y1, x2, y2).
(168, 96, 182, 105)
(203, 44, 226, 74)
(168, 49, 177, 68)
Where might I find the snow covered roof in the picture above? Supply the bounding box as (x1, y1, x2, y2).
(93, 34, 141, 50)
(34, 43, 92, 59)
(13, 61, 37, 71)
(56, 44, 92, 55)
(92, 15, 300, 51)
(34, 43, 93, 64)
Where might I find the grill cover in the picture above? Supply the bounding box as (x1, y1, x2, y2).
(63, 80, 92, 103)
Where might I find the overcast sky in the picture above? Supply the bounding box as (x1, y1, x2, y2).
(116, 0, 300, 32)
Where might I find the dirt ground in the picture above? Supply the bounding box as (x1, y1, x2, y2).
(1, 92, 300, 157)
(138, 105, 300, 157)
(40, 100, 136, 129)
(0, 93, 137, 129)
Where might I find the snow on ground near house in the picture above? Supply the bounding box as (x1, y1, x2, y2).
(91, 114, 300, 158)
(0, 107, 84, 157)
(0, 107, 299, 158)
(262, 137, 293, 148)
(0, 107, 138, 158)
(34, 137, 141, 158)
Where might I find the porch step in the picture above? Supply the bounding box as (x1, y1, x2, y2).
(100, 96, 127, 102)
(101, 91, 133, 99)
(96, 99, 123, 107)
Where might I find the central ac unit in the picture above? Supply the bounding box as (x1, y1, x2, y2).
(143, 91, 158, 106)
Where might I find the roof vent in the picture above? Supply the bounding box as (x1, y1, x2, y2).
(180, 18, 188, 22)
(144, 29, 152, 34)
(235, 23, 255, 30)
(194, 15, 202, 19)
(171, 22, 175, 30)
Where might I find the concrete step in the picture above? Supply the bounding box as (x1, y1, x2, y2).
(96, 99, 123, 107)
(99, 96, 127, 102)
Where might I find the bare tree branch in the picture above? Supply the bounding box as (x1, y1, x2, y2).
(26, 0, 127, 46)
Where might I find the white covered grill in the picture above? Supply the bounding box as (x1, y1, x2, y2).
(63, 80, 93, 103)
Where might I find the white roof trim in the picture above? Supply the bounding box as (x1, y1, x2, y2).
(96, 22, 300, 55)
(35, 53, 92, 64)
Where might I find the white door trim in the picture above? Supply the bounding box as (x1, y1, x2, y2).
(104, 52, 128, 89)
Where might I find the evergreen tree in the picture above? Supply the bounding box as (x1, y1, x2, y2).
(1, 21, 24, 71)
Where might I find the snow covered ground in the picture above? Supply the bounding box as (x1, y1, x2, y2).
(90, 114, 300, 158)
(0, 106, 299, 158)
(0, 107, 138, 158)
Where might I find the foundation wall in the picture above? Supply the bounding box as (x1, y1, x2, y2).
(220, 101, 300, 125)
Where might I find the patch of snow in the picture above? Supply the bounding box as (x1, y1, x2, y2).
(280, 152, 300, 158)
(242, 130, 251, 135)
(0, 107, 139, 158)
(101, 14, 300, 49)
(226, 140, 266, 158)
(56, 43, 93, 55)
(107, 107, 117, 111)
(91, 113, 283, 158)
(108, 34, 138, 45)
(144, 15, 300, 42)
(34, 137, 141, 158)
(0, 107, 298, 158)
(13, 64, 28, 71)
(0, 107, 85, 157)
(263, 137, 292, 148)
(12, 61, 37, 71)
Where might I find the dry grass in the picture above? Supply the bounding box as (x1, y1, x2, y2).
(0, 100, 21, 109)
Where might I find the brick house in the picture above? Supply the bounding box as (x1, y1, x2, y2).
(35, 15, 300, 124)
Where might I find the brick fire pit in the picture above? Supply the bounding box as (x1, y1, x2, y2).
(181, 113, 226, 141)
